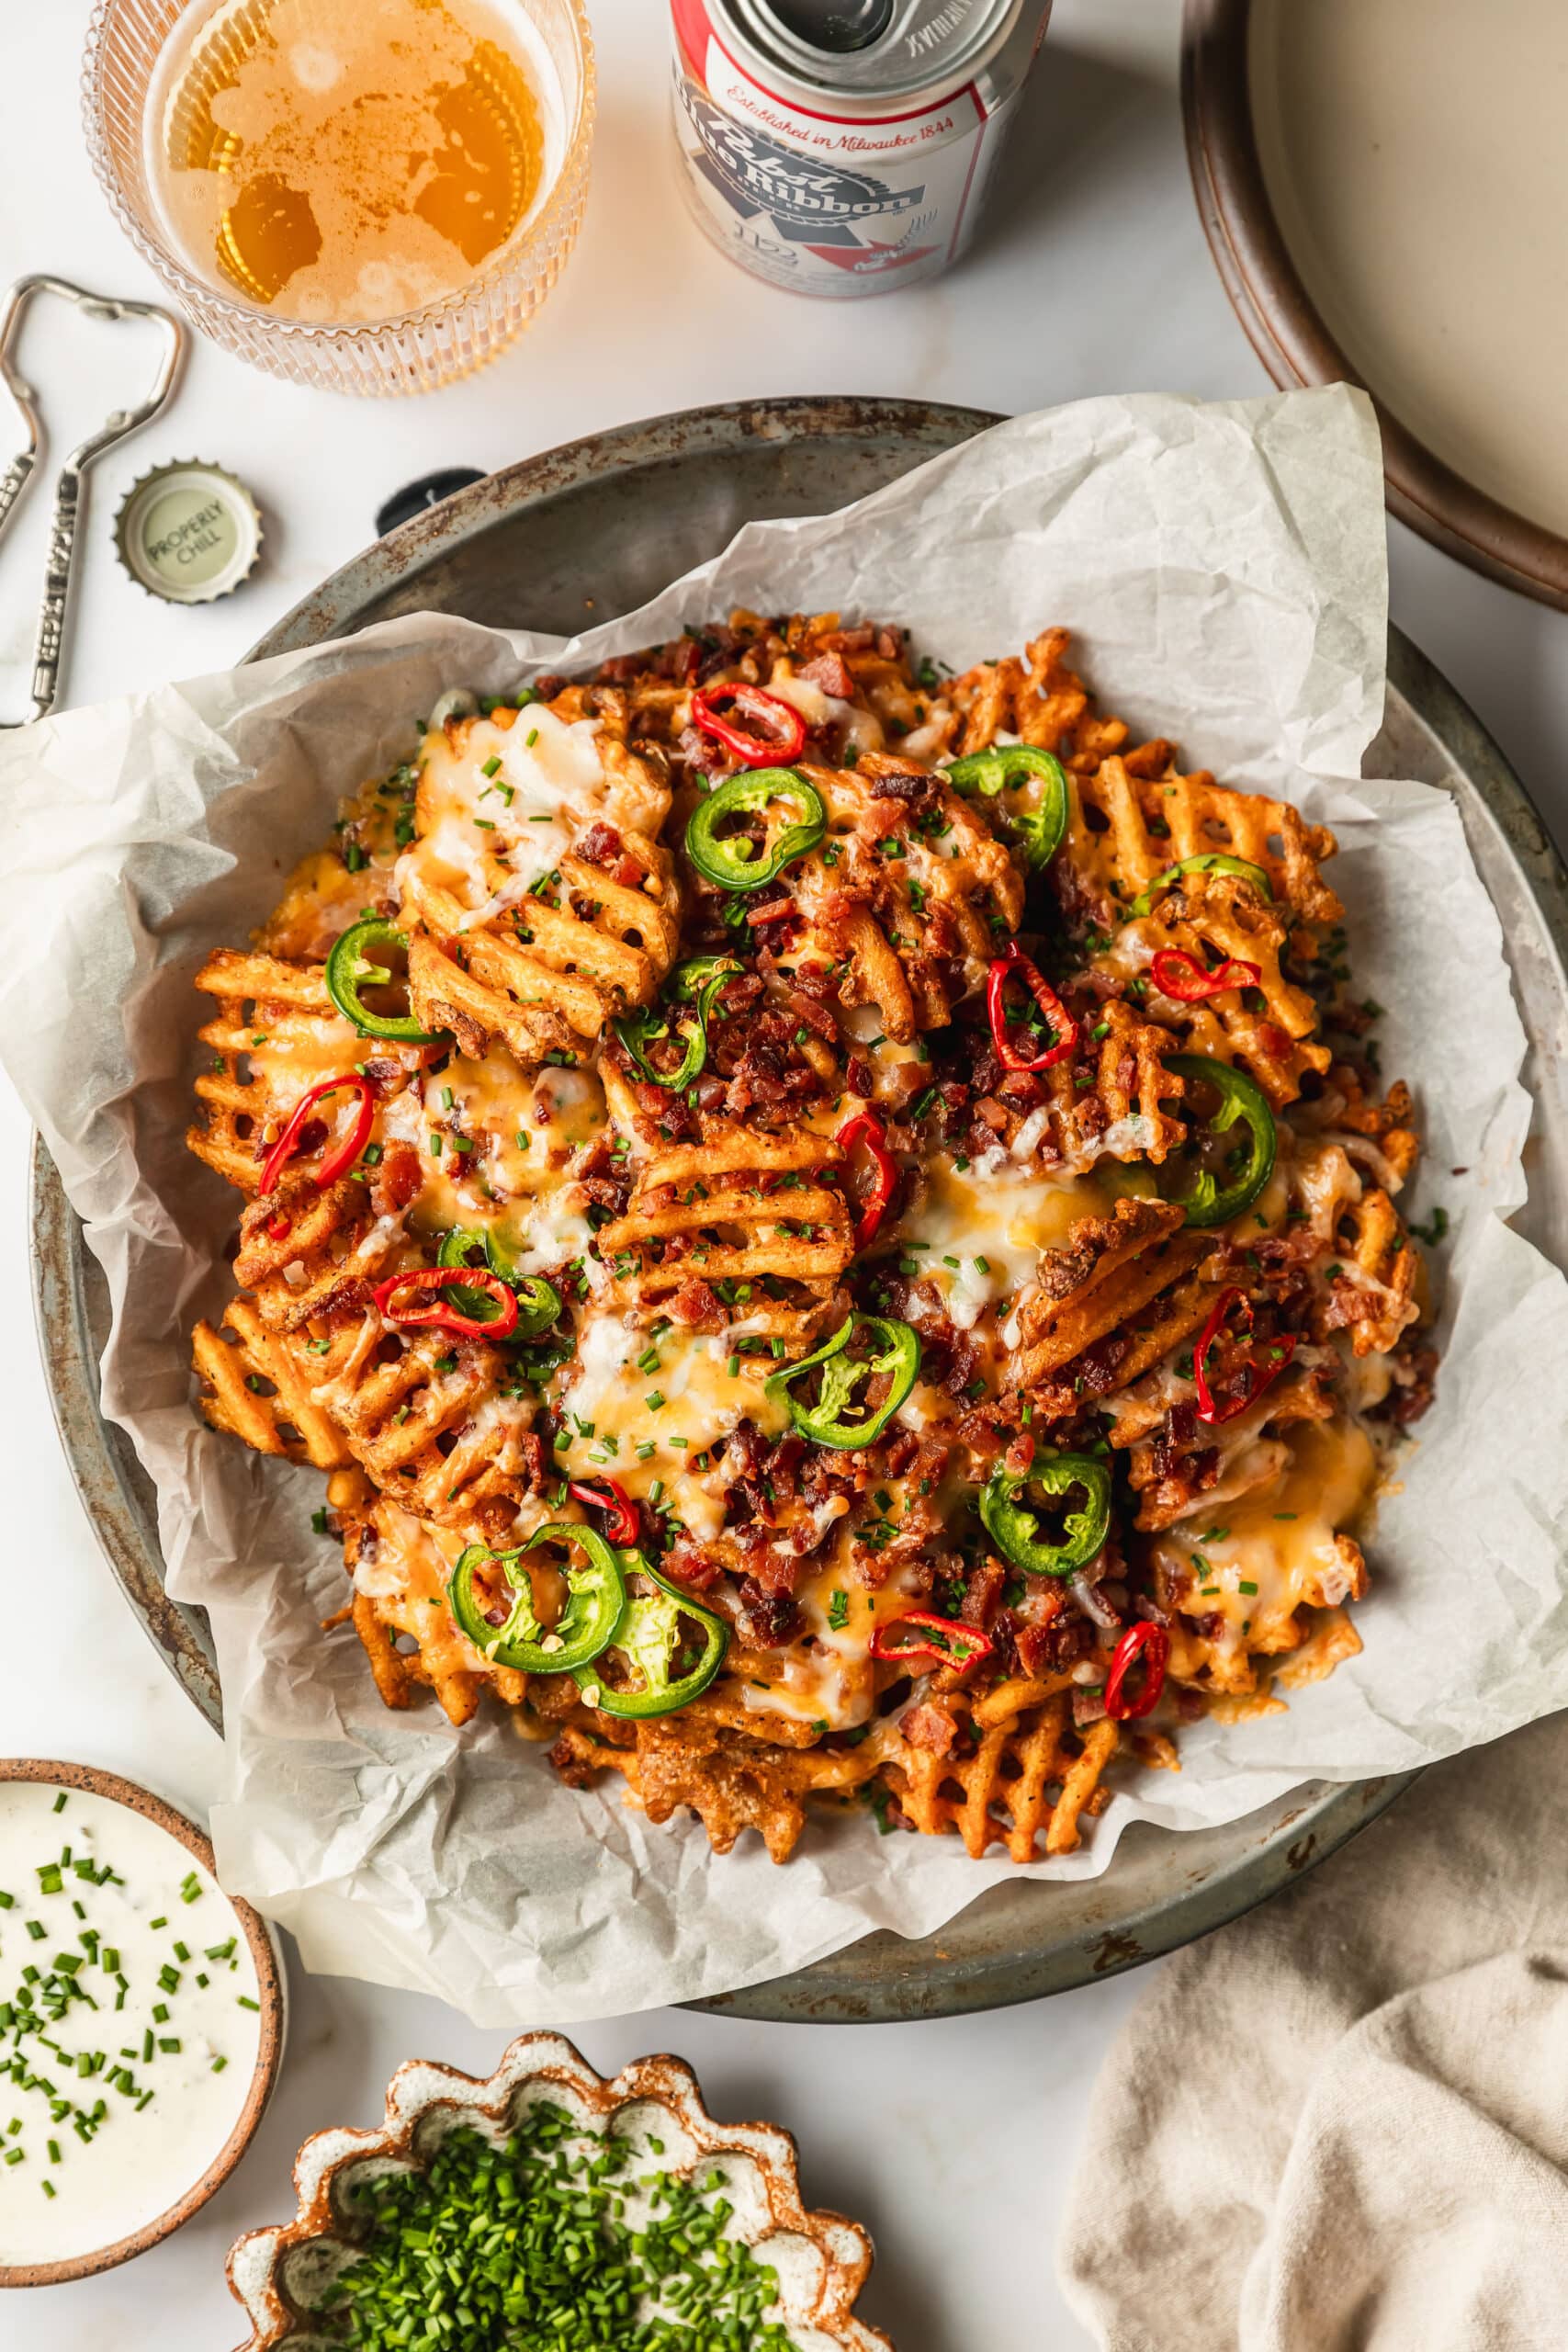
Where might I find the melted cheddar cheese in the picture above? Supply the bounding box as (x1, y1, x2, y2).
(1155, 1417, 1378, 1677)
(552, 1314, 794, 1543)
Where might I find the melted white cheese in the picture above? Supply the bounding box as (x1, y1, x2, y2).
(398, 707, 605, 918)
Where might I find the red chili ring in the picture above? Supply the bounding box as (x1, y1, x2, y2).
(569, 1479, 640, 1547)
(986, 942, 1079, 1073)
(871, 1611, 994, 1674)
(1193, 1284, 1298, 1425)
(835, 1108, 897, 1250)
(691, 683, 807, 767)
(1150, 947, 1263, 1002)
(258, 1074, 375, 1197)
(372, 1265, 519, 1341)
(1104, 1621, 1169, 1720)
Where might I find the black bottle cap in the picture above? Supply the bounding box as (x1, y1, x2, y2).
(376, 469, 489, 539)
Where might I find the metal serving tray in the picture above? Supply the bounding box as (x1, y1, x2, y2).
(32, 397, 1568, 2021)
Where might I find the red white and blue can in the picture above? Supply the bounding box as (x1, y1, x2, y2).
(670, 0, 1054, 299)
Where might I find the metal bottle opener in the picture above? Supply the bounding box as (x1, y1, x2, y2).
(0, 275, 186, 726)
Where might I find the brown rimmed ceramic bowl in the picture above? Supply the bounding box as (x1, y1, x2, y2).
(0, 1758, 287, 2289)
(227, 2031, 893, 2351)
(1181, 0, 1568, 609)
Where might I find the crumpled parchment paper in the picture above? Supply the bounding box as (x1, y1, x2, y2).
(3, 385, 1565, 2025)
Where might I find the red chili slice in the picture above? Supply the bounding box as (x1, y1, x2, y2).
(835, 1108, 896, 1250)
(1192, 1284, 1298, 1425)
(690, 683, 808, 767)
(871, 1611, 994, 1674)
(986, 943, 1078, 1073)
(258, 1074, 375, 1197)
(372, 1265, 519, 1341)
(1104, 1621, 1169, 1720)
(569, 1479, 640, 1547)
(1150, 947, 1263, 1002)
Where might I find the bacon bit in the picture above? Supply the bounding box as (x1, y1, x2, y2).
(747, 897, 797, 926)
(665, 1535, 726, 1593)
(798, 650, 855, 699)
(574, 820, 624, 868)
(902, 1702, 959, 1757)
(371, 1140, 423, 1217)
(668, 1275, 725, 1329)
(961, 1555, 1008, 1629)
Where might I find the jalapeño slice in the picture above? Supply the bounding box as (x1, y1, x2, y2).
(447, 1521, 626, 1674)
(325, 916, 445, 1044)
(612, 956, 739, 1091)
(573, 1559, 729, 1719)
(437, 1225, 561, 1338)
(979, 1453, 1112, 1579)
(946, 743, 1069, 870)
(766, 1312, 920, 1451)
(1128, 854, 1272, 919)
(1158, 1054, 1277, 1228)
(684, 768, 826, 891)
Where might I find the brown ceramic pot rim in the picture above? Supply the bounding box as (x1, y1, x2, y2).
(0, 1758, 286, 2290)
(1181, 0, 1568, 612)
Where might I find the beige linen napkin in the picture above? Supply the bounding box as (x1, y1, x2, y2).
(1059, 1715, 1568, 2351)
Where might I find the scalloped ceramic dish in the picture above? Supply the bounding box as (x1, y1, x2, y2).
(226, 2031, 893, 2350)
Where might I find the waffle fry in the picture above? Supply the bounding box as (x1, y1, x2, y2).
(593, 1105, 855, 1324)
(188, 616, 1435, 1867)
(881, 1680, 1120, 1860)
(1132, 869, 1332, 1105)
(192, 1295, 353, 1469)
(188, 949, 370, 1194)
(1012, 1201, 1213, 1392)
(342, 1497, 529, 1726)
(550, 1715, 887, 1862)
(784, 757, 1023, 1041)
(1061, 752, 1342, 930)
(397, 693, 682, 1067)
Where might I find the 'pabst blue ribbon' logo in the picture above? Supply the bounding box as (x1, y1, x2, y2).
(683, 93, 924, 243)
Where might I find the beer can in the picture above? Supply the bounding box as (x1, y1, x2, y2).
(670, 0, 1053, 299)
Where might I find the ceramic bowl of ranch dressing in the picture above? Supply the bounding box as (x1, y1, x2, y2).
(0, 1760, 285, 2287)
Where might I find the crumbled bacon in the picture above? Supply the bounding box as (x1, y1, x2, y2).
(574, 820, 624, 868)
(668, 1276, 725, 1329)
(869, 770, 933, 805)
(370, 1140, 423, 1217)
(665, 1534, 725, 1592)
(902, 1702, 959, 1757)
(798, 650, 855, 699)
(737, 1578, 803, 1646)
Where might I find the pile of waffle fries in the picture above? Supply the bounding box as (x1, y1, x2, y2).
(188, 617, 1433, 1864)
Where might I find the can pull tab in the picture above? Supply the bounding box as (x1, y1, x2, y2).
(761, 0, 895, 52)
(0, 276, 186, 728)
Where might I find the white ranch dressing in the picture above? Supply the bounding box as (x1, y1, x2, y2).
(0, 1781, 261, 2266)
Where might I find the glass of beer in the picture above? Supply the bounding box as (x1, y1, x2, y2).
(83, 0, 594, 396)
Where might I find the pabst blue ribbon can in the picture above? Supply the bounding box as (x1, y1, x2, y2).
(670, 0, 1053, 298)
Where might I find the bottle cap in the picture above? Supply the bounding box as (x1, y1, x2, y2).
(114, 461, 263, 605)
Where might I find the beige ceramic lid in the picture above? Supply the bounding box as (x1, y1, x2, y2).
(1184, 0, 1568, 607)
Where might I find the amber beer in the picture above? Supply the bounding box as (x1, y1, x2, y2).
(670, 0, 1052, 298)
(147, 0, 560, 325)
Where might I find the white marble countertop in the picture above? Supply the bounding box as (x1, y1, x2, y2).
(3, 3, 1565, 2344)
